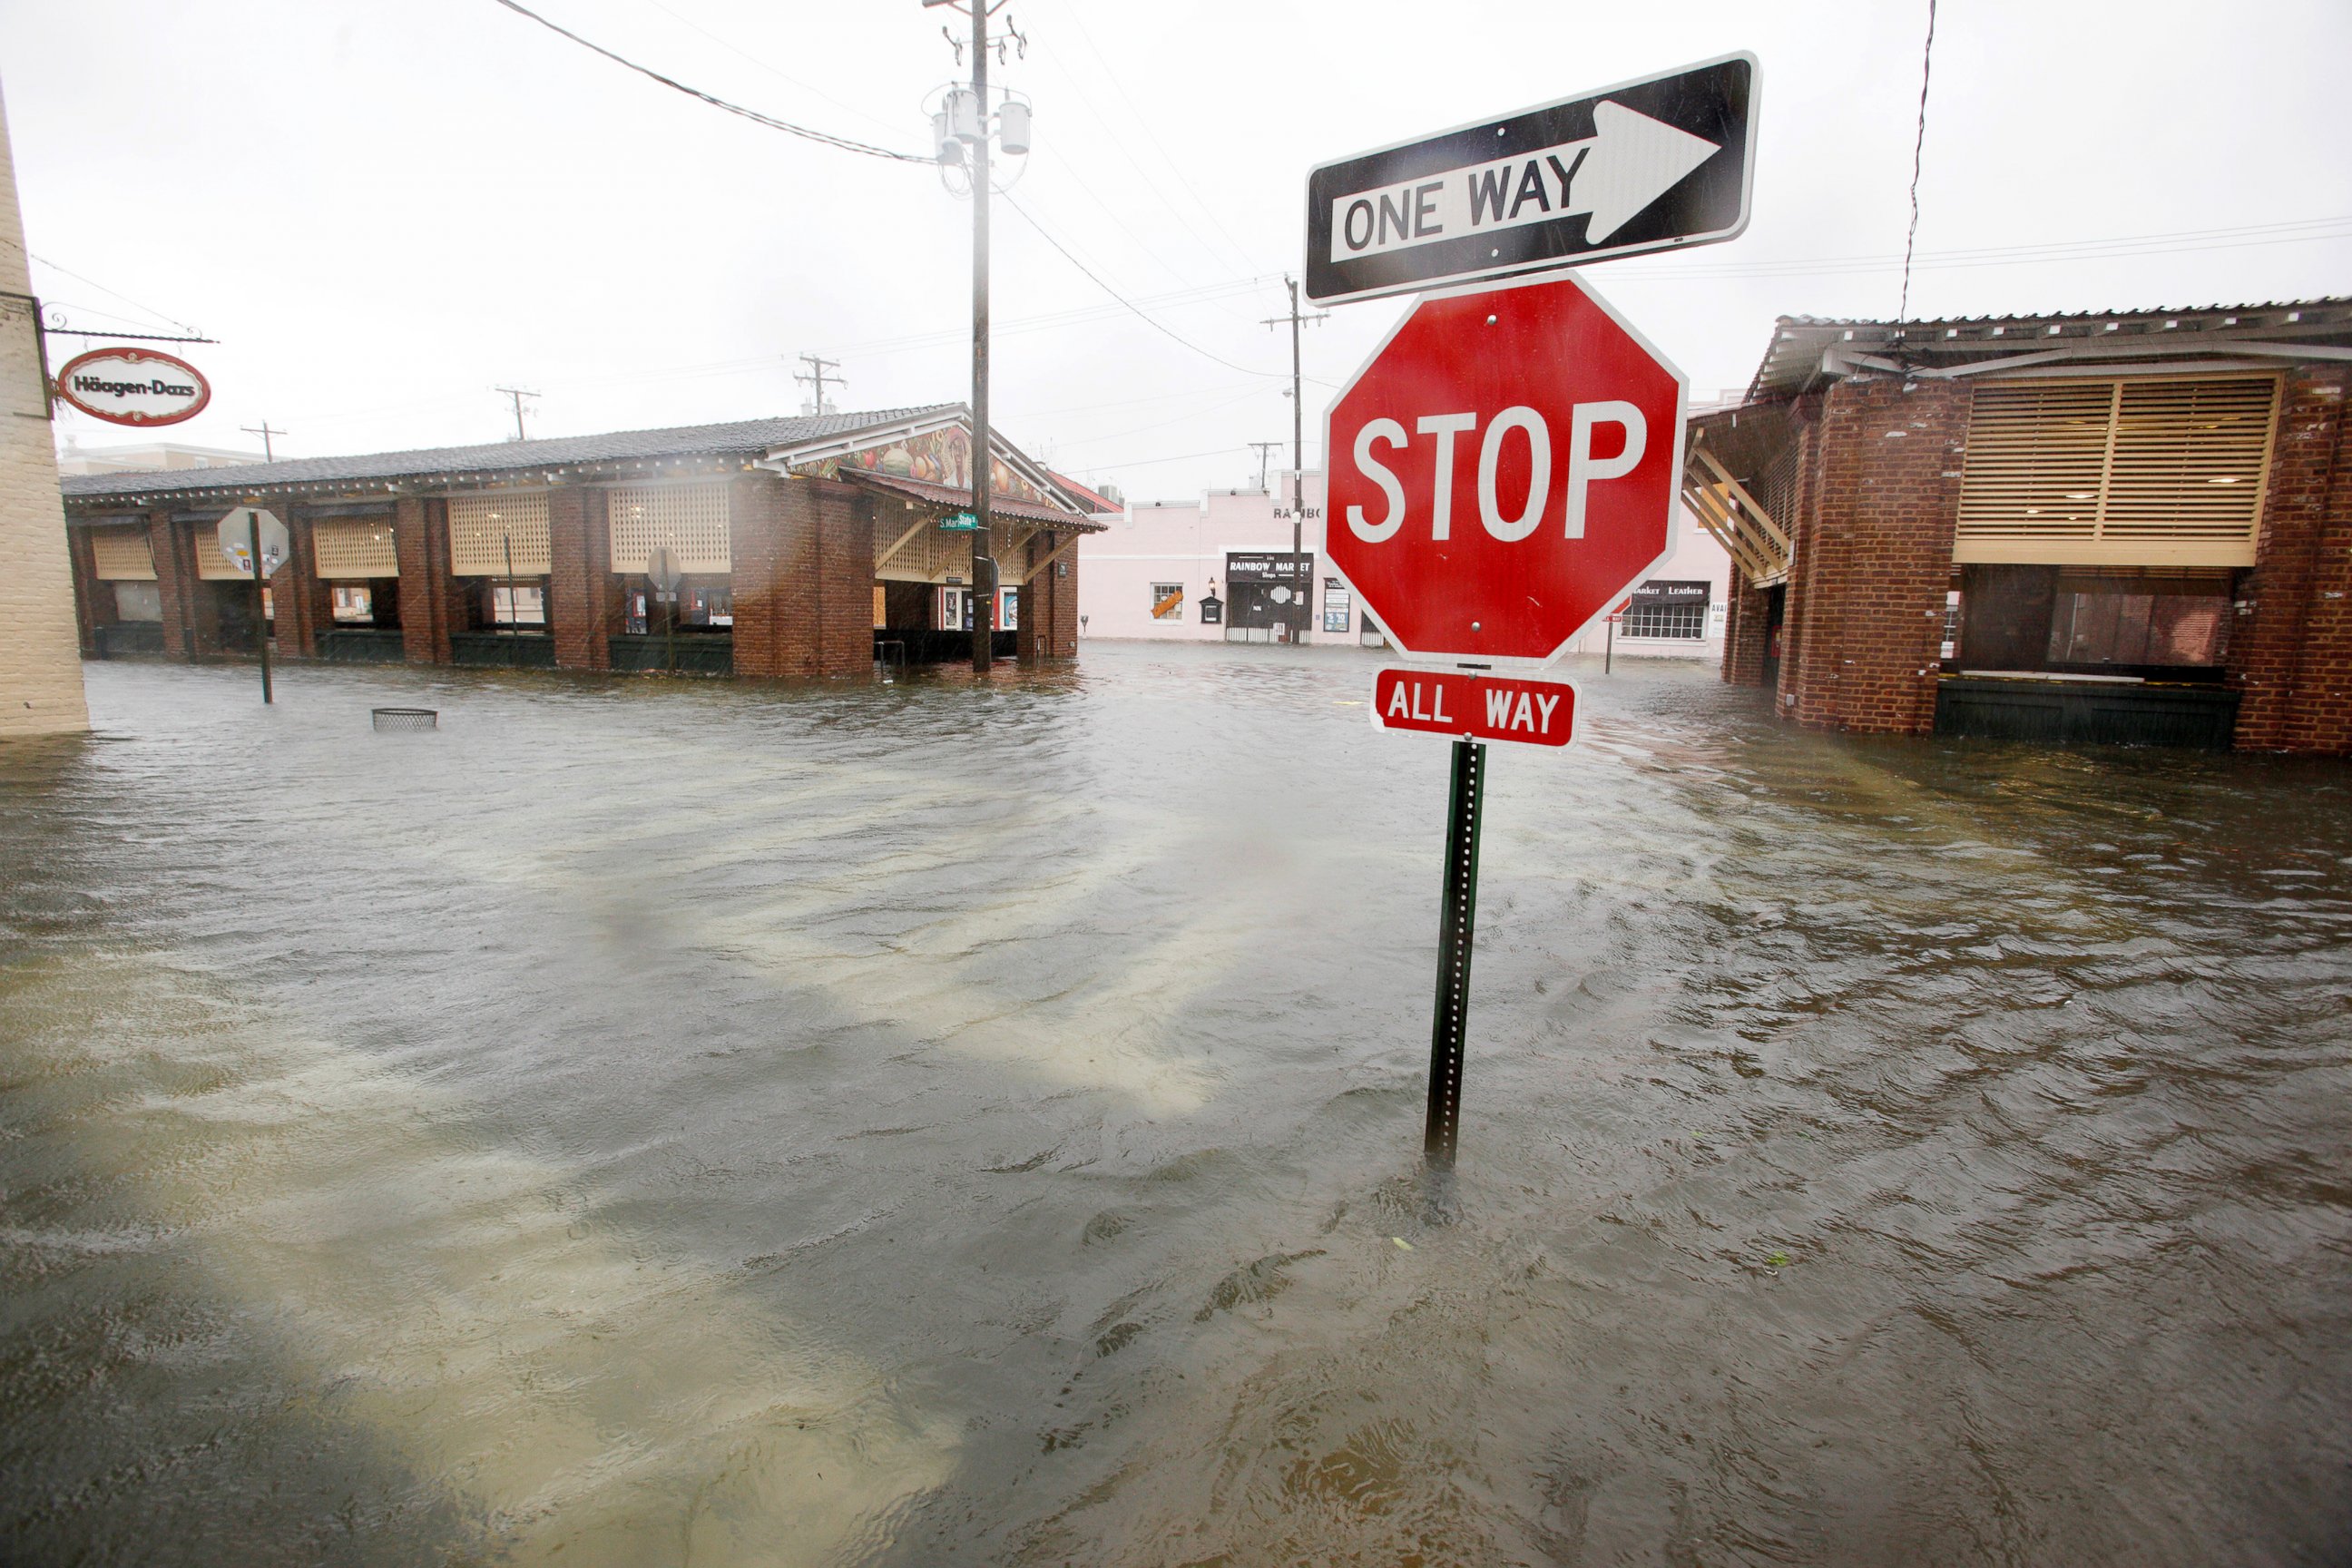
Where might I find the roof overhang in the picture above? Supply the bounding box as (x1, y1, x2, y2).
(835, 468, 1108, 531)
(1745, 298, 2352, 401)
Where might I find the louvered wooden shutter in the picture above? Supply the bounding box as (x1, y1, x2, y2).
(448, 492, 552, 575)
(90, 528, 156, 581)
(1955, 376, 2277, 567)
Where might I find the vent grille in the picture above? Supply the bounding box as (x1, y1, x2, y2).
(449, 492, 551, 576)
(89, 528, 155, 581)
(607, 483, 730, 574)
(1956, 376, 2277, 566)
(313, 517, 400, 579)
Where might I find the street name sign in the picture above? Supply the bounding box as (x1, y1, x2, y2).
(939, 511, 979, 531)
(1373, 669, 1575, 747)
(1304, 54, 1756, 305)
(1322, 270, 1686, 670)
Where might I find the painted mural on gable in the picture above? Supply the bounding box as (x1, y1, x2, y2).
(790, 424, 1052, 507)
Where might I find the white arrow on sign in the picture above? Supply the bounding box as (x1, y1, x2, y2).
(1326, 101, 1720, 265)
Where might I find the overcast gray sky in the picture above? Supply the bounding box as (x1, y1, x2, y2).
(5, 0, 2348, 502)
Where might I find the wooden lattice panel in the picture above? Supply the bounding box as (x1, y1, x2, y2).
(89, 527, 155, 581)
(1956, 376, 2277, 566)
(312, 517, 400, 579)
(607, 483, 731, 574)
(448, 492, 552, 576)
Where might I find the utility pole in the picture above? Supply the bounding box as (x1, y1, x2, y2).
(793, 353, 844, 415)
(926, 0, 1024, 671)
(495, 386, 539, 442)
(1265, 276, 1327, 645)
(240, 421, 284, 462)
(1248, 441, 1282, 492)
(966, 0, 994, 674)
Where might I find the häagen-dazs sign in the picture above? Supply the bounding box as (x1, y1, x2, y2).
(54, 347, 211, 427)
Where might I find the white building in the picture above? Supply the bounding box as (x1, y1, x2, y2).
(1079, 467, 1728, 660)
(55, 437, 267, 475)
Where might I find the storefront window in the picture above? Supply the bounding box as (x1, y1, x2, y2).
(2048, 590, 2228, 667)
(1151, 583, 1184, 620)
(113, 582, 162, 622)
(332, 585, 374, 623)
(1622, 580, 1710, 639)
(492, 584, 546, 625)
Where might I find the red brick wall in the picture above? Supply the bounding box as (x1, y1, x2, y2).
(1720, 573, 1769, 687)
(64, 526, 99, 655)
(1779, 377, 1965, 733)
(147, 511, 197, 660)
(1017, 531, 1082, 662)
(548, 486, 610, 670)
(393, 497, 455, 665)
(275, 514, 333, 658)
(728, 474, 789, 679)
(2230, 368, 2352, 753)
(731, 475, 875, 681)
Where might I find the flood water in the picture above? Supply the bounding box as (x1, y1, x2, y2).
(3, 646, 2347, 1566)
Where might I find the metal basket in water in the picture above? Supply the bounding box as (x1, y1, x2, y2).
(371, 707, 439, 731)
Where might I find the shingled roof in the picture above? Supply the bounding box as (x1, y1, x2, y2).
(60, 406, 959, 505)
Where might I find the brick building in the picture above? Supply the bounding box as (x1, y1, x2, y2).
(0, 80, 88, 738)
(60, 405, 1104, 681)
(1684, 299, 2352, 752)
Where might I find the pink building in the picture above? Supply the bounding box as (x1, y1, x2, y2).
(1077, 473, 1385, 645)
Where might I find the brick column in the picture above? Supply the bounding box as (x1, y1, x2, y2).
(274, 513, 327, 658)
(728, 474, 789, 679)
(2230, 368, 2352, 753)
(815, 487, 876, 680)
(148, 509, 199, 661)
(392, 496, 452, 665)
(547, 486, 608, 670)
(1779, 377, 1965, 734)
(1720, 572, 1769, 687)
(64, 524, 100, 655)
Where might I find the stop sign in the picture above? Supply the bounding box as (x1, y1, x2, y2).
(1324, 271, 1685, 666)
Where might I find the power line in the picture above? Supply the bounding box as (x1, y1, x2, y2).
(1896, 0, 1938, 325)
(1000, 194, 1289, 379)
(485, 0, 930, 163)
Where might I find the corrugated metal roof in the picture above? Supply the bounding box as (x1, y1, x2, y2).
(1740, 297, 2352, 405)
(60, 407, 959, 505)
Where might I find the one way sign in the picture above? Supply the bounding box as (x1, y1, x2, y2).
(1304, 54, 1757, 305)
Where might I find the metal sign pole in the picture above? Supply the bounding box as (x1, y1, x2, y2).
(248, 512, 272, 705)
(1424, 737, 1485, 1170)
(503, 534, 517, 666)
